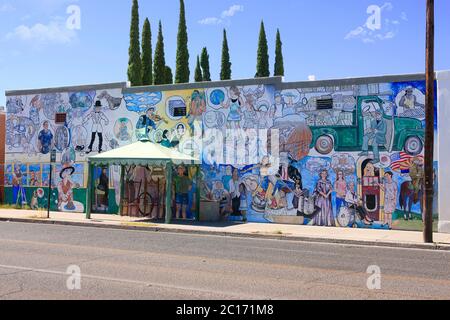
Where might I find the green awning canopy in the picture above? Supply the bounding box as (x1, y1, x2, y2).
(87, 140, 200, 166)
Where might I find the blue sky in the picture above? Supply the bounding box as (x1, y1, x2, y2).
(0, 0, 449, 107)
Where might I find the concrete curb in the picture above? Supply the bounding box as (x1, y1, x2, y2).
(1, 217, 449, 252)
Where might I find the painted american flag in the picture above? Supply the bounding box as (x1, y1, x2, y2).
(390, 152, 424, 173)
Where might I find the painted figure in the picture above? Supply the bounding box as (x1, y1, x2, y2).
(57, 167, 76, 211)
(12, 164, 26, 206)
(96, 167, 109, 210)
(313, 170, 335, 227)
(379, 171, 398, 229)
(29, 95, 41, 125)
(345, 181, 374, 226)
(29, 171, 40, 187)
(271, 92, 285, 119)
(359, 110, 387, 163)
(38, 121, 54, 155)
(211, 181, 231, 218)
(84, 101, 109, 154)
(160, 130, 173, 148)
(189, 90, 206, 129)
(118, 120, 131, 141)
(173, 165, 192, 220)
(399, 157, 425, 221)
(239, 183, 248, 222)
(222, 86, 244, 129)
(399, 87, 425, 110)
(334, 170, 347, 212)
(228, 169, 241, 216)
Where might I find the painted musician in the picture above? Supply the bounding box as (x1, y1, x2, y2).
(137, 107, 168, 137)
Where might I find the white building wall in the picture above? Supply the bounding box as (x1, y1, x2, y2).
(438, 71, 450, 233)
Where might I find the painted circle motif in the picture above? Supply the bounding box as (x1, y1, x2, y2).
(166, 96, 186, 121)
(42, 93, 64, 120)
(209, 89, 225, 106)
(69, 92, 94, 110)
(55, 126, 70, 152)
(114, 118, 133, 142)
(206, 88, 227, 110)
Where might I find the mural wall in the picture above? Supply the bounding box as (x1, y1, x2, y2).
(5, 78, 437, 231)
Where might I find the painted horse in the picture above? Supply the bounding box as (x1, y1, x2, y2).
(399, 181, 424, 221)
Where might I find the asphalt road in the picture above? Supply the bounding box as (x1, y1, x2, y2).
(0, 221, 449, 300)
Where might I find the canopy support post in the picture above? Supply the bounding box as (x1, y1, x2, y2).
(195, 165, 201, 221)
(119, 165, 125, 216)
(165, 161, 173, 224)
(86, 162, 93, 220)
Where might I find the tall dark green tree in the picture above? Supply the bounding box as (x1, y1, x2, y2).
(255, 20, 270, 78)
(274, 29, 284, 77)
(175, 0, 190, 83)
(194, 55, 203, 82)
(127, 0, 142, 86)
(200, 47, 211, 81)
(220, 29, 232, 80)
(141, 18, 153, 85)
(165, 66, 173, 84)
(153, 21, 166, 85)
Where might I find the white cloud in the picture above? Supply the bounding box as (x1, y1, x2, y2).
(345, 26, 367, 40)
(199, 4, 244, 26)
(221, 5, 244, 18)
(400, 12, 408, 21)
(198, 17, 223, 25)
(0, 3, 15, 12)
(6, 18, 77, 45)
(345, 3, 406, 44)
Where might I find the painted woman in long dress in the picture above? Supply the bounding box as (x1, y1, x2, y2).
(314, 169, 335, 227)
(379, 171, 398, 229)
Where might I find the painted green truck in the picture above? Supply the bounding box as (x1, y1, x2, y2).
(310, 96, 425, 156)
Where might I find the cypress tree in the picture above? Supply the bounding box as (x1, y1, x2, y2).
(165, 66, 173, 84)
(194, 55, 203, 82)
(255, 20, 270, 78)
(175, 0, 190, 83)
(127, 0, 142, 86)
(200, 47, 211, 81)
(220, 29, 232, 80)
(274, 29, 284, 77)
(153, 21, 166, 85)
(141, 18, 153, 85)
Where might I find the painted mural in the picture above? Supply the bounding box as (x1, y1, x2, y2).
(4, 78, 438, 231)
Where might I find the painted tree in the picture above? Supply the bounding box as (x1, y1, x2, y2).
(200, 47, 211, 81)
(274, 29, 284, 77)
(165, 66, 173, 84)
(141, 18, 153, 85)
(220, 29, 232, 80)
(153, 21, 166, 85)
(127, 0, 142, 86)
(194, 55, 203, 82)
(255, 20, 270, 78)
(175, 0, 190, 83)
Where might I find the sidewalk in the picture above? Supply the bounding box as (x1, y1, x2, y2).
(0, 208, 449, 251)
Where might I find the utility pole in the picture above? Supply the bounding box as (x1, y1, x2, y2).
(424, 0, 435, 243)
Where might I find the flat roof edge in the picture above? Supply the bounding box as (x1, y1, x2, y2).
(123, 77, 284, 94)
(5, 82, 128, 97)
(280, 72, 433, 90)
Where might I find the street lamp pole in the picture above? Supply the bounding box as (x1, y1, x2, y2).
(424, 0, 435, 243)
